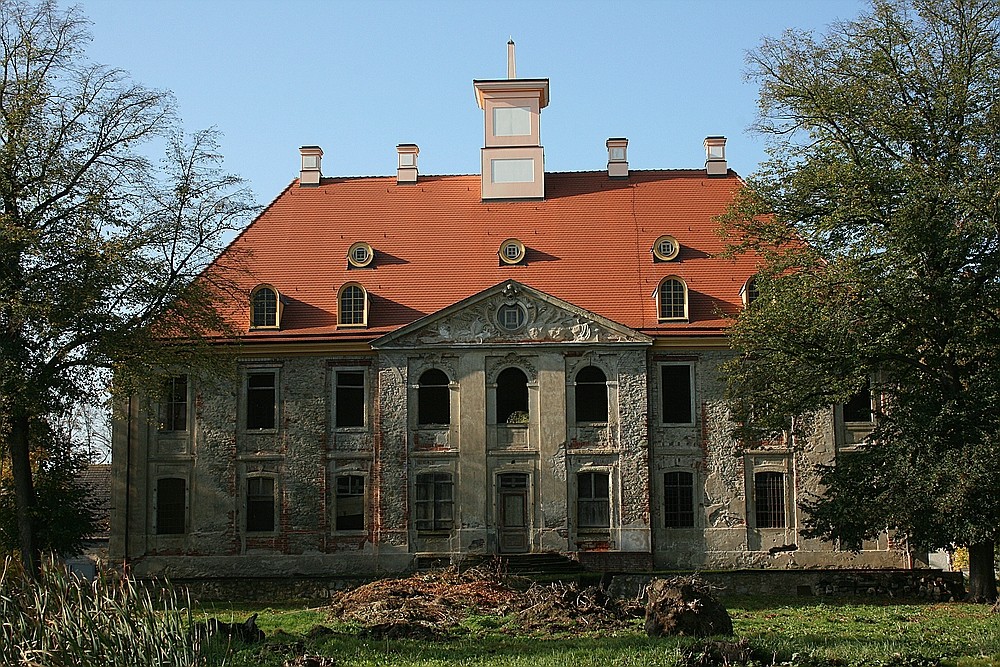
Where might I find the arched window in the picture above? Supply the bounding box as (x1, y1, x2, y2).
(338, 283, 367, 327)
(496, 367, 529, 424)
(658, 277, 688, 321)
(250, 285, 279, 328)
(574, 366, 608, 422)
(741, 276, 760, 306)
(418, 369, 451, 425)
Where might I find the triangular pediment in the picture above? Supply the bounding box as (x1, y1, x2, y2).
(373, 281, 652, 349)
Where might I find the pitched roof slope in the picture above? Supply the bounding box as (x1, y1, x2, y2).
(209, 169, 758, 342)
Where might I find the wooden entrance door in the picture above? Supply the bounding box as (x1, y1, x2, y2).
(498, 473, 529, 553)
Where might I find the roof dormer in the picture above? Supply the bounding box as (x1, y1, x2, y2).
(474, 40, 548, 201)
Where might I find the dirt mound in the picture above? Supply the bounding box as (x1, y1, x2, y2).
(328, 562, 638, 637)
(644, 575, 733, 637)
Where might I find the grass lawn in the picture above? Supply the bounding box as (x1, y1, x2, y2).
(192, 596, 1000, 667)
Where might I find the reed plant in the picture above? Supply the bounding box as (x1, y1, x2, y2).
(0, 556, 215, 666)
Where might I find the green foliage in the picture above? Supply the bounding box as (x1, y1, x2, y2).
(0, 0, 257, 569)
(179, 597, 1000, 667)
(719, 0, 1000, 595)
(0, 556, 225, 666)
(0, 442, 96, 556)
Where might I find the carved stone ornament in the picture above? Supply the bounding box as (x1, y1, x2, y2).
(410, 297, 635, 346)
(372, 280, 652, 349)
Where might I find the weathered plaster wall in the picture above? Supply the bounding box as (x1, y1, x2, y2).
(111, 342, 907, 579)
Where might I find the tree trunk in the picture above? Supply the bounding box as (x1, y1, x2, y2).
(9, 408, 39, 578)
(967, 540, 997, 602)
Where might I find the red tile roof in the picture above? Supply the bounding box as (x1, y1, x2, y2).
(208, 169, 759, 343)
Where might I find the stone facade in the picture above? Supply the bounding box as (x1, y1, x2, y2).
(110, 282, 910, 578)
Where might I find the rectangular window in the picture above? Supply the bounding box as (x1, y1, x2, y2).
(664, 471, 695, 528)
(414, 473, 454, 531)
(246, 372, 276, 430)
(493, 106, 531, 136)
(661, 364, 693, 424)
(246, 476, 276, 532)
(754, 471, 786, 529)
(843, 379, 873, 422)
(577, 472, 610, 529)
(155, 477, 186, 535)
(158, 375, 188, 432)
(491, 158, 535, 184)
(335, 475, 365, 531)
(335, 370, 365, 428)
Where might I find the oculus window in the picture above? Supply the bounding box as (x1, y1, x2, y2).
(348, 241, 374, 268)
(498, 238, 526, 264)
(652, 235, 680, 261)
(497, 303, 526, 331)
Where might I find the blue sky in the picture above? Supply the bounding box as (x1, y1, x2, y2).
(73, 0, 867, 203)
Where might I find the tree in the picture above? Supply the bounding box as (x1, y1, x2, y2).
(720, 0, 1000, 601)
(0, 438, 97, 556)
(0, 0, 256, 575)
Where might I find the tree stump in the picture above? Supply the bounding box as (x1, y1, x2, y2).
(644, 576, 733, 637)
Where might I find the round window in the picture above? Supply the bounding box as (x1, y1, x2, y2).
(652, 235, 680, 261)
(498, 238, 526, 264)
(497, 303, 526, 331)
(348, 241, 374, 268)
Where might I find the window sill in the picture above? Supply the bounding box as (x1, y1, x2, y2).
(333, 529, 367, 535)
(334, 426, 368, 433)
(249, 326, 280, 331)
(416, 530, 453, 536)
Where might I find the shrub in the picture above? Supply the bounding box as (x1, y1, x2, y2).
(0, 556, 213, 666)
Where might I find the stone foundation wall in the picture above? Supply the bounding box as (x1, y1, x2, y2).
(608, 569, 965, 601)
(163, 568, 964, 604)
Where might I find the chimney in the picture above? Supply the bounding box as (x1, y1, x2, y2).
(607, 137, 629, 178)
(704, 136, 727, 176)
(396, 144, 419, 184)
(299, 145, 323, 186)
(507, 39, 516, 79)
